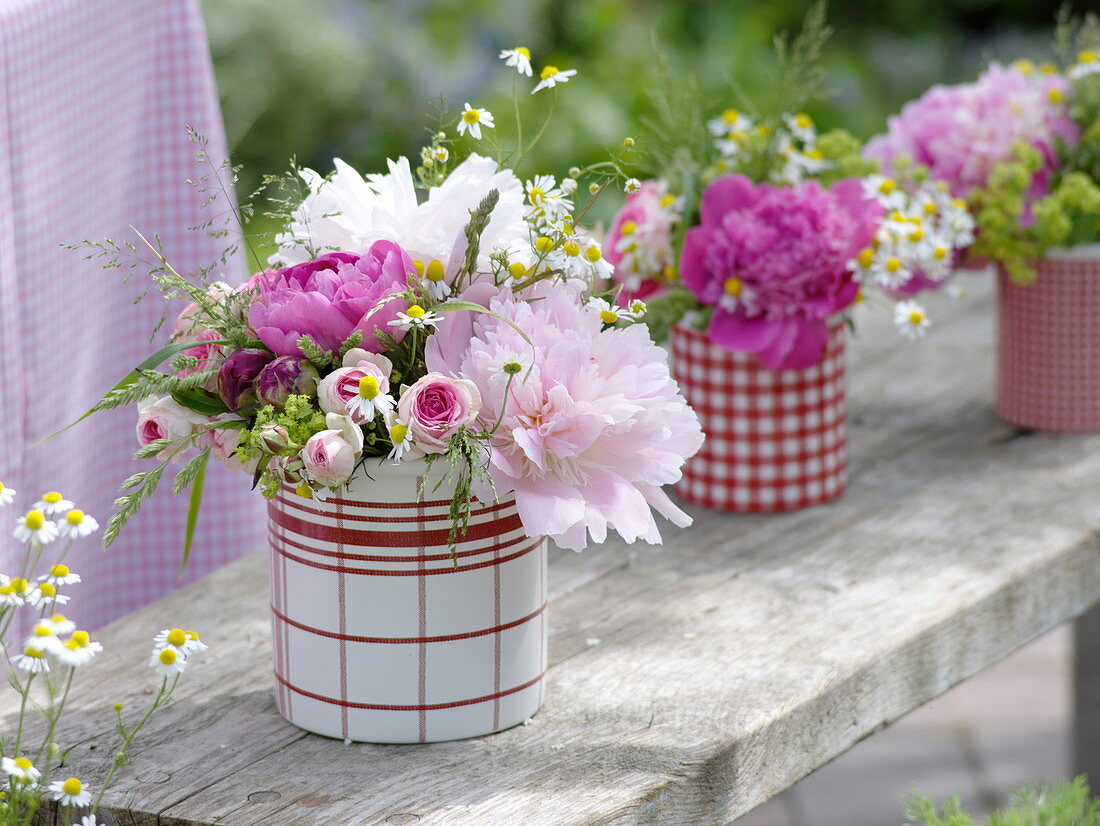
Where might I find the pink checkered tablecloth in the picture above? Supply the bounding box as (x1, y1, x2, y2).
(0, 0, 266, 631)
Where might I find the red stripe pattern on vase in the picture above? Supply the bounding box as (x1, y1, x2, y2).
(997, 254, 1100, 432)
(670, 318, 848, 512)
(268, 476, 547, 743)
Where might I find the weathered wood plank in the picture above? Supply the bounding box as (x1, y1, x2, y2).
(1075, 603, 1100, 783)
(9, 274, 1100, 825)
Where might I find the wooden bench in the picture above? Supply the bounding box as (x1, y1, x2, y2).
(9, 274, 1100, 825)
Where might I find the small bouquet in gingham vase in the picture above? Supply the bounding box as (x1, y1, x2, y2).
(607, 8, 973, 512)
(69, 49, 703, 743)
(867, 16, 1100, 431)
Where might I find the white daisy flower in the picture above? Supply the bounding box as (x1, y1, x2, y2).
(34, 491, 73, 516)
(560, 177, 578, 195)
(26, 581, 69, 607)
(388, 305, 441, 331)
(56, 631, 103, 667)
(499, 46, 533, 77)
(387, 418, 415, 462)
(525, 175, 572, 222)
(26, 622, 63, 655)
(457, 103, 494, 141)
(150, 646, 187, 678)
(41, 613, 76, 636)
(344, 377, 396, 423)
(0, 481, 15, 506)
(154, 627, 210, 657)
(489, 353, 533, 387)
(785, 112, 817, 143)
(531, 65, 576, 94)
(0, 575, 32, 606)
(48, 777, 92, 808)
(418, 258, 451, 301)
(14, 510, 59, 545)
(863, 175, 907, 210)
(624, 178, 642, 193)
(707, 108, 752, 137)
(628, 299, 648, 317)
(42, 563, 81, 586)
(79, 816, 104, 826)
(2, 756, 41, 784)
(13, 645, 50, 674)
(1069, 50, 1100, 80)
(55, 508, 98, 540)
(894, 300, 931, 340)
(588, 297, 627, 326)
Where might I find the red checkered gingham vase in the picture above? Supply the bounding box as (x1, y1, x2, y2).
(670, 318, 848, 512)
(996, 247, 1100, 432)
(267, 461, 547, 743)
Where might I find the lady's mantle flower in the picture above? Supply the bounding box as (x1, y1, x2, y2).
(457, 104, 495, 141)
(13, 645, 50, 673)
(56, 509, 98, 540)
(14, 510, 59, 545)
(154, 628, 209, 657)
(389, 305, 441, 331)
(2, 755, 41, 784)
(48, 777, 92, 808)
(499, 46, 533, 76)
(151, 647, 187, 678)
(532, 65, 576, 94)
(34, 491, 73, 516)
(0, 481, 15, 506)
(894, 300, 931, 340)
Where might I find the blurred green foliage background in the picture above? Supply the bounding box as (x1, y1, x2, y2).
(200, 0, 1082, 202)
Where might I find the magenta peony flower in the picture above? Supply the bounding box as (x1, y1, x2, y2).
(865, 63, 1078, 201)
(248, 241, 415, 358)
(425, 279, 703, 551)
(679, 174, 879, 371)
(397, 373, 482, 454)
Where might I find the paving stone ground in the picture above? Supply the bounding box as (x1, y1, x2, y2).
(736, 625, 1071, 825)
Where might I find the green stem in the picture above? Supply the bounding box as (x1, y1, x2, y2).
(36, 668, 76, 765)
(12, 673, 34, 759)
(513, 89, 557, 175)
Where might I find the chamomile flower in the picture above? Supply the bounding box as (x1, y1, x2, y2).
(627, 299, 648, 317)
(417, 258, 451, 301)
(27, 581, 68, 607)
(1070, 50, 1100, 80)
(624, 178, 642, 194)
(387, 419, 415, 462)
(388, 305, 441, 331)
(560, 177, 578, 195)
(150, 646, 186, 678)
(894, 300, 931, 340)
(457, 104, 494, 141)
(13, 645, 50, 673)
(707, 108, 752, 137)
(14, 510, 59, 545)
(432, 146, 449, 164)
(0, 481, 15, 506)
(784, 112, 817, 143)
(2, 755, 41, 784)
(55, 631, 102, 667)
(41, 613, 76, 636)
(0, 575, 33, 606)
(344, 375, 396, 423)
(26, 622, 63, 655)
(525, 175, 572, 222)
(56, 509, 98, 539)
(42, 564, 81, 587)
(48, 777, 91, 808)
(719, 276, 753, 312)
(78, 816, 104, 826)
(34, 491, 73, 516)
(531, 65, 576, 94)
(490, 353, 533, 386)
(587, 298, 627, 326)
(499, 46, 533, 77)
(863, 175, 906, 210)
(153, 628, 208, 657)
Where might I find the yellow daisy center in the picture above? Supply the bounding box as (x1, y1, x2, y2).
(51, 614, 67, 623)
(22, 647, 44, 659)
(159, 649, 178, 665)
(0, 482, 5, 493)
(721, 108, 740, 124)
(1080, 50, 1098, 64)
(61, 778, 82, 796)
(24, 511, 45, 531)
(186, 630, 200, 641)
(528, 187, 544, 204)
(562, 241, 581, 257)
(14, 758, 31, 771)
(540, 65, 558, 80)
(908, 310, 924, 325)
(508, 262, 527, 279)
(724, 277, 744, 296)
(909, 228, 924, 242)
(794, 113, 813, 129)
(879, 179, 896, 195)
(1048, 88, 1065, 104)
(857, 248, 875, 268)
(599, 310, 619, 324)
(425, 260, 445, 282)
(71, 631, 90, 647)
(923, 202, 937, 216)
(166, 629, 187, 647)
(660, 193, 676, 208)
(584, 246, 602, 262)
(406, 305, 426, 319)
(515, 47, 530, 59)
(37, 583, 56, 598)
(10, 578, 28, 593)
(805, 148, 824, 160)
(619, 221, 637, 237)
(662, 266, 677, 281)
(390, 424, 409, 444)
(43, 492, 62, 504)
(32, 625, 51, 637)
(886, 258, 902, 274)
(65, 510, 84, 526)
(756, 124, 770, 136)
(412, 260, 425, 277)
(462, 109, 481, 124)
(50, 564, 69, 576)
(358, 376, 380, 400)
(934, 247, 948, 260)
(534, 236, 554, 253)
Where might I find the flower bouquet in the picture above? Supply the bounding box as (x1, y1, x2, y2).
(866, 12, 1100, 431)
(610, 7, 973, 512)
(72, 51, 702, 743)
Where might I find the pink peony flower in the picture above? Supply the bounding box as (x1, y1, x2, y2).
(135, 396, 207, 461)
(397, 373, 482, 455)
(679, 174, 879, 371)
(605, 180, 677, 302)
(302, 414, 363, 488)
(425, 279, 704, 551)
(317, 359, 392, 423)
(248, 241, 415, 358)
(865, 63, 1078, 202)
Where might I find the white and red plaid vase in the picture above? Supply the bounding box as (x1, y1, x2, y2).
(267, 462, 547, 743)
(670, 318, 848, 512)
(996, 246, 1100, 432)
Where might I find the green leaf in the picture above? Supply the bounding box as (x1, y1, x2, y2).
(36, 339, 229, 445)
(180, 450, 209, 579)
(432, 300, 534, 346)
(171, 387, 229, 417)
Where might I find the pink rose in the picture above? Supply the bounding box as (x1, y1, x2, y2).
(302, 413, 364, 487)
(397, 373, 482, 454)
(317, 357, 392, 422)
(135, 396, 207, 461)
(173, 281, 234, 338)
(202, 415, 256, 474)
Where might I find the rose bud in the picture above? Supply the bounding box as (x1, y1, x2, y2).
(255, 356, 320, 410)
(273, 454, 307, 485)
(257, 424, 294, 456)
(217, 348, 274, 411)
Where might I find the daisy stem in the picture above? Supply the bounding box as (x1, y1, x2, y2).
(35, 667, 76, 766)
(513, 74, 523, 158)
(12, 673, 34, 760)
(513, 89, 556, 175)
